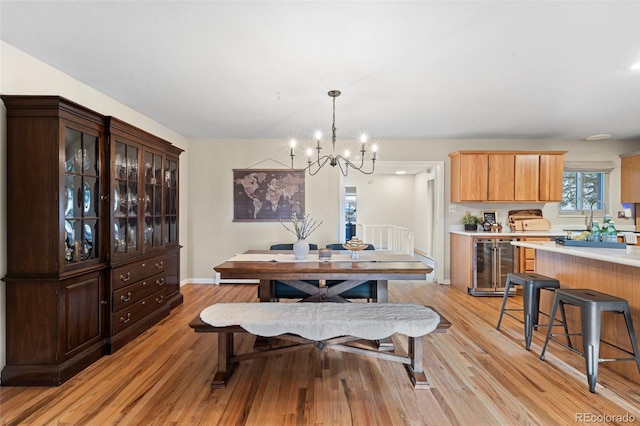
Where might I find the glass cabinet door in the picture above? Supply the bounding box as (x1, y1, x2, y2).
(64, 127, 101, 265)
(164, 157, 178, 244)
(113, 141, 140, 256)
(143, 150, 164, 249)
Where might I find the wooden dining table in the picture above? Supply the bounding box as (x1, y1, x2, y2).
(213, 250, 433, 303)
(214, 250, 433, 350)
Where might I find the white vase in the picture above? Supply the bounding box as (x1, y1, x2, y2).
(293, 239, 309, 260)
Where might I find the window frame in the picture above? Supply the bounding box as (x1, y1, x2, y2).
(558, 161, 614, 217)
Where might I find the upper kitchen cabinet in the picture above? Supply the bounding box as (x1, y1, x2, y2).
(1, 95, 109, 385)
(621, 153, 640, 202)
(538, 154, 565, 201)
(449, 151, 566, 203)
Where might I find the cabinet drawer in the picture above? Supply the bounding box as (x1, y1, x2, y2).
(524, 248, 536, 259)
(524, 259, 535, 271)
(112, 272, 166, 312)
(112, 289, 166, 334)
(112, 255, 167, 290)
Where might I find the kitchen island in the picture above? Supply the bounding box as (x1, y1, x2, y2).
(511, 240, 640, 384)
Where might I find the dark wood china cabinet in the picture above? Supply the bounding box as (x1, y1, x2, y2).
(1, 96, 183, 385)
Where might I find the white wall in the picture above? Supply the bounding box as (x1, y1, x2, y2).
(343, 173, 415, 229)
(0, 41, 189, 372)
(187, 139, 342, 278)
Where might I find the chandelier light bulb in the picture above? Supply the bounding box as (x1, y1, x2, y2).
(306, 147, 313, 157)
(290, 139, 296, 148)
(315, 131, 322, 140)
(360, 134, 368, 143)
(344, 149, 350, 158)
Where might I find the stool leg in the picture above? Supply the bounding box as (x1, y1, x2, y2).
(622, 306, 640, 374)
(581, 304, 601, 393)
(522, 282, 535, 350)
(558, 300, 572, 349)
(539, 291, 560, 361)
(532, 288, 544, 330)
(496, 280, 512, 330)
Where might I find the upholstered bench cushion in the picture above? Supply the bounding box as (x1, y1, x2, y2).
(200, 302, 441, 341)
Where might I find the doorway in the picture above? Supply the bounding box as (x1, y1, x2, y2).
(342, 161, 445, 284)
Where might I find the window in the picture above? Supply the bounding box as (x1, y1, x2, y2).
(559, 161, 614, 215)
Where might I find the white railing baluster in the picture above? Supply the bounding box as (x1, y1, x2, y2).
(354, 223, 414, 254)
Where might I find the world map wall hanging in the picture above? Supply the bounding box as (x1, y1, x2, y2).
(232, 169, 305, 221)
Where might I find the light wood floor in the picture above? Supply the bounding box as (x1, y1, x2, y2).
(1, 281, 640, 425)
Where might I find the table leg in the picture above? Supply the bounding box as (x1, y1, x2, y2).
(256, 280, 274, 348)
(258, 279, 273, 302)
(375, 280, 394, 350)
(376, 280, 388, 303)
(211, 332, 237, 388)
(406, 335, 430, 389)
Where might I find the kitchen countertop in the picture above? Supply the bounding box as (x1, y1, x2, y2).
(512, 240, 640, 268)
(450, 230, 566, 237)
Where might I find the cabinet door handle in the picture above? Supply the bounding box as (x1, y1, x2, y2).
(156, 278, 164, 286)
(120, 313, 131, 324)
(120, 292, 132, 302)
(119, 272, 131, 282)
(156, 295, 164, 304)
(155, 261, 164, 269)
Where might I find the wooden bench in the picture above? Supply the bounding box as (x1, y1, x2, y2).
(189, 303, 451, 389)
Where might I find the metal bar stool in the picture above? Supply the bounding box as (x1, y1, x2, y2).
(539, 288, 640, 393)
(496, 273, 562, 350)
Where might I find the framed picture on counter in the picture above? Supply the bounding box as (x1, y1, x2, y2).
(482, 211, 497, 225)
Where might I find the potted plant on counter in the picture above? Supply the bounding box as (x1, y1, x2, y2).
(463, 213, 482, 231)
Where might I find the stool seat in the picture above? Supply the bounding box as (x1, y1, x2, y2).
(540, 288, 640, 393)
(496, 273, 561, 350)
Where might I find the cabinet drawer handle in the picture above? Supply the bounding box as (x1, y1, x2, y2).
(156, 295, 164, 304)
(119, 272, 131, 282)
(155, 261, 164, 269)
(156, 278, 164, 286)
(120, 292, 132, 302)
(120, 313, 131, 324)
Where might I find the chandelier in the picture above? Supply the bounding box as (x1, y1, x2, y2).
(289, 90, 377, 176)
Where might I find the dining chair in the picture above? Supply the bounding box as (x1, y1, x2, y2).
(324, 243, 376, 300)
(325, 243, 375, 251)
(270, 243, 318, 250)
(269, 243, 319, 300)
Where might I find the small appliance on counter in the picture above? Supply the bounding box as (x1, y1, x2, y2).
(508, 209, 551, 232)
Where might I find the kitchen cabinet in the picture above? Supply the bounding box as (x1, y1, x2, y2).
(621, 153, 640, 203)
(1, 96, 183, 385)
(539, 154, 564, 201)
(518, 236, 552, 273)
(449, 151, 565, 203)
(488, 154, 515, 201)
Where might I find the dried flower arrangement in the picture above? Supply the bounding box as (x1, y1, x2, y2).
(280, 213, 322, 240)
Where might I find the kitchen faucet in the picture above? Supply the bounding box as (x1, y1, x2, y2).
(587, 201, 606, 230)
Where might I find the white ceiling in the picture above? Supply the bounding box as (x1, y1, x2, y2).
(2, 1, 640, 143)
